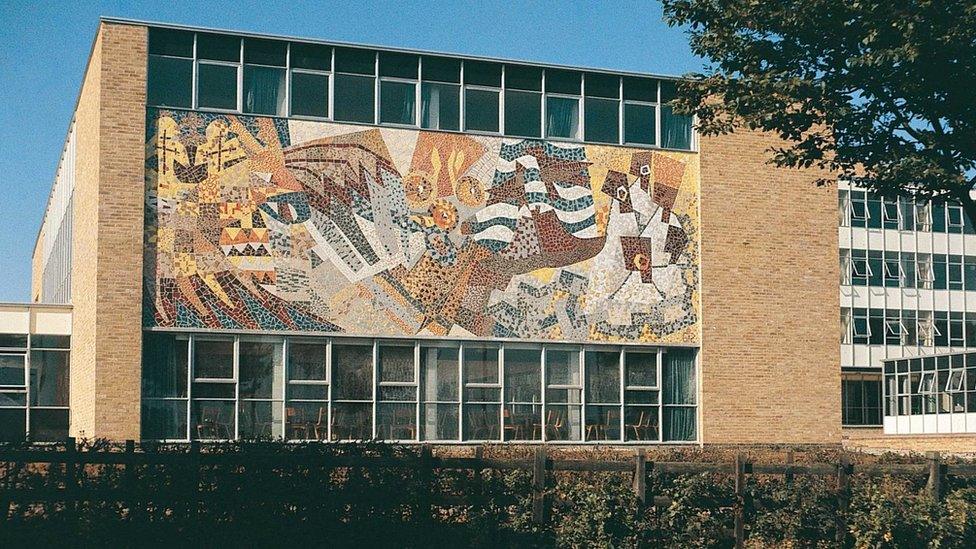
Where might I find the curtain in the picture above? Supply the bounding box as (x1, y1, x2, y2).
(421, 83, 439, 128)
(245, 66, 285, 115)
(663, 349, 697, 440)
(546, 97, 578, 138)
(662, 105, 692, 149)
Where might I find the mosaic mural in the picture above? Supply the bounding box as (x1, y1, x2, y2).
(144, 109, 701, 343)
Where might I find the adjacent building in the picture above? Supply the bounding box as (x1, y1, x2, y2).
(10, 18, 846, 445)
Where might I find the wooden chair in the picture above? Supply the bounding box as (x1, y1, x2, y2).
(389, 406, 416, 440)
(503, 408, 523, 440)
(312, 406, 327, 440)
(626, 410, 654, 441)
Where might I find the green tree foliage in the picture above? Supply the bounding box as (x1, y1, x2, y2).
(660, 1, 976, 221)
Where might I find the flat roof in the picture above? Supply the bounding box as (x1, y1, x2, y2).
(101, 16, 688, 82)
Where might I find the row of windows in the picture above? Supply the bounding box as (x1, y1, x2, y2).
(147, 28, 695, 150)
(0, 333, 70, 442)
(841, 249, 976, 290)
(141, 332, 698, 443)
(884, 354, 976, 417)
(839, 190, 974, 233)
(841, 307, 976, 347)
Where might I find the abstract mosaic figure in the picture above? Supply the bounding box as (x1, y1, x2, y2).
(145, 109, 701, 343)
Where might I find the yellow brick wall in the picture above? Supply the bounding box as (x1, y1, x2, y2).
(69, 22, 147, 440)
(844, 434, 976, 456)
(30, 226, 44, 302)
(698, 129, 842, 444)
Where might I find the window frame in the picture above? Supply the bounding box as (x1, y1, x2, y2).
(194, 35, 243, 113)
(288, 45, 333, 121)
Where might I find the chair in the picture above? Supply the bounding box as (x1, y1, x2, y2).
(389, 406, 417, 440)
(626, 410, 655, 441)
(503, 408, 524, 440)
(286, 407, 309, 440)
(312, 406, 327, 440)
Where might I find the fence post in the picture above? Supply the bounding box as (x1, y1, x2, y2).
(532, 447, 548, 524)
(734, 453, 746, 549)
(633, 449, 647, 505)
(836, 453, 851, 545)
(926, 451, 943, 501)
(785, 450, 794, 486)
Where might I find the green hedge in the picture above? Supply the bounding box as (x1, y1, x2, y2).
(1, 442, 974, 548)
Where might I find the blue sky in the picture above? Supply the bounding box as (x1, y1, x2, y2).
(0, 0, 702, 302)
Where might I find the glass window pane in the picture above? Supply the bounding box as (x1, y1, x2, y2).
(30, 350, 69, 406)
(288, 342, 327, 381)
(464, 60, 502, 87)
(504, 90, 541, 137)
(143, 333, 188, 398)
(192, 382, 235, 399)
(546, 349, 581, 387)
(0, 334, 27, 348)
(193, 339, 233, 379)
(244, 65, 285, 115)
(239, 341, 283, 399)
(0, 409, 26, 441)
(585, 350, 620, 403)
(585, 405, 620, 441)
(290, 42, 332, 70)
(148, 56, 192, 108)
(504, 348, 541, 403)
(197, 63, 238, 110)
(660, 80, 679, 102)
(286, 402, 327, 440)
(421, 403, 458, 440)
(333, 74, 375, 123)
(192, 400, 234, 440)
(626, 351, 657, 387)
(332, 344, 373, 400)
(378, 344, 414, 383)
(0, 354, 25, 386)
(290, 71, 329, 117)
(380, 80, 417, 125)
(506, 65, 542, 91)
(244, 38, 286, 66)
(30, 335, 70, 349)
(148, 28, 193, 57)
(663, 407, 696, 441)
(0, 392, 26, 406)
(663, 349, 697, 404)
(584, 97, 620, 143)
(547, 404, 582, 441)
(546, 69, 581, 95)
(624, 103, 656, 145)
(287, 384, 328, 400)
(379, 51, 418, 78)
(624, 406, 659, 441)
(239, 400, 282, 439)
(662, 105, 693, 150)
(421, 346, 459, 401)
(464, 88, 499, 132)
(422, 56, 460, 83)
(585, 73, 620, 98)
(30, 408, 69, 442)
(463, 403, 500, 440)
(377, 402, 417, 440)
(196, 33, 240, 62)
(334, 47, 375, 75)
(623, 77, 657, 102)
(331, 402, 372, 440)
(464, 346, 498, 384)
(142, 399, 187, 440)
(546, 96, 580, 139)
(421, 82, 460, 131)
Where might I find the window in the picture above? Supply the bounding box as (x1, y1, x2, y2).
(289, 43, 331, 118)
(545, 347, 582, 441)
(918, 313, 938, 347)
(141, 332, 188, 440)
(333, 48, 376, 124)
(286, 341, 328, 440)
(420, 56, 460, 131)
(898, 196, 915, 230)
(462, 345, 500, 440)
(917, 254, 935, 289)
(237, 340, 283, 438)
(504, 65, 542, 138)
(852, 308, 870, 344)
(376, 343, 417, 440)
(331, 342, 373, 439)
(839, 189, 851, 226)
(623, 76, 658, 146)
(949, 255, 964, 290)
(866, 194, 883, 229)
(545, 69, 581, 140)
(196, 33, 241, 111)
(883, 255, 901, 286)
(881, 197, 900, 228)
(842, 376, 882, 425)
(503, 347, 542, 440)
(948, 203, 964, 233)
(915, 202, 933, 231)
(147, 28, 193, 108)
(584, 349, 621, 440)
(662, 349, 696, 441)
(850, 191, 868, 223)
(191, 338, 235, 440)
(660, 81, 693, 149)
(839, 250, 852, 285)
(884, 315, 904, 345)
(583, 73, 620, 144)
(463, 60, 501, 133)
(841, 308, 852, 344)
(624, 351, 659, 441)
(850, 250, 871, 282)
(243, 38, 286, 116)
(379, 52, 418, 126)
(420, 343, 459, 440)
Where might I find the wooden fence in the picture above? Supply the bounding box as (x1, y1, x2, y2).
(0, 439, 973, 549)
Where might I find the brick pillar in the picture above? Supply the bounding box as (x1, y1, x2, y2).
(698, 129, 841, 444)
(69, 22, 147, 440)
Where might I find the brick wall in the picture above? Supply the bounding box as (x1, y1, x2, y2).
(844, 434, 976, 456)
(69, 22, 147, 439)
(30, 227, 44, 302)
(698, 129, 842, 444)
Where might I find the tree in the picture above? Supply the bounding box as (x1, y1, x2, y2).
(661, 0, 976, 222)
